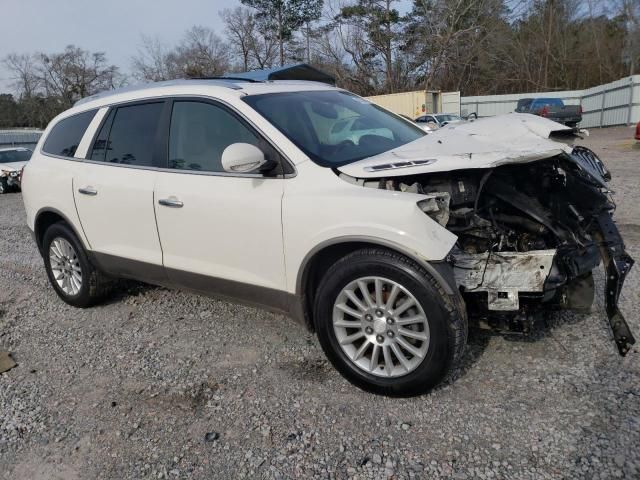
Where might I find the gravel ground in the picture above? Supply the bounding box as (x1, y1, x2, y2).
(1, 126, 639, 479)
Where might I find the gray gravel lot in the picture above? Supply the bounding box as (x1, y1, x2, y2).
(1, 127, 639, 479)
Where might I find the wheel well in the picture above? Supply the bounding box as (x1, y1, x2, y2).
(300, 241, 390, 331)
(34, 211, 66, 253)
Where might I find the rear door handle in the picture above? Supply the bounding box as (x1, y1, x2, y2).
(158, 197, 184, 208)
(78, 186, 98, 196)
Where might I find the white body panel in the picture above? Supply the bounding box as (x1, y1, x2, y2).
(22, 155, 82, 242)
(154, 171, 286, 290)
(73, 162, 162, 265)
(282, 162, 458, 293)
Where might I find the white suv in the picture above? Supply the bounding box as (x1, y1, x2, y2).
(22, 79, 634, 396)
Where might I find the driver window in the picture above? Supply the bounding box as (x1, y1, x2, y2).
(168, 101, 261, 173)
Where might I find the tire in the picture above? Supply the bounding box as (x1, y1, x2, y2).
(314, 248, 467, 396)
(42, 222, 112, 307)
(0, 178, 7, 194)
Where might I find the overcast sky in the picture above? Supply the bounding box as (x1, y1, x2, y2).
(0, 0, 238, 93)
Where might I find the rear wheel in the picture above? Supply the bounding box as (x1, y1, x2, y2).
(0, 178, 7, 194)
(314, 248, 467, 396)
(42, 222, 112, 307)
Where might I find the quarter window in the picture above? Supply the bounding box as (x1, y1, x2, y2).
(168, 101, 261, 173)
(91, 102, 163, 166)
(42, 109, 97, 157)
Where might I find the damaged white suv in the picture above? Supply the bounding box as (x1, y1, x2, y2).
(22, 80, 634, 396)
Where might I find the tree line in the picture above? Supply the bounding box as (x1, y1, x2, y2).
(2, 0, 639, 129)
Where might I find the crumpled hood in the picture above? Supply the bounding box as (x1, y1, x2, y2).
(0, 161, 27, 172)
(338, 113, 574, 179)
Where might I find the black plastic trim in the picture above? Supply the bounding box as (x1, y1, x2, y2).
(89, 252, 307, 326)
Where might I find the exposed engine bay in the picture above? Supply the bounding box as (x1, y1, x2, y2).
(339, 144, 635, 355)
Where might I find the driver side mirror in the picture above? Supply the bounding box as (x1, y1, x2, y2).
(221, 143, 274, 174)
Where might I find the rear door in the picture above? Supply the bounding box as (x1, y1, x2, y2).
(153, 99, 288, 301)
(74, 101, 168, 279)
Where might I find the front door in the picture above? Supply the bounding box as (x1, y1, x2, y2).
(153, 99, 287, 305)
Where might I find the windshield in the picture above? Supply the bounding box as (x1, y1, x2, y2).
(243, 90, 426, 167)
(0, 149, 31, 163)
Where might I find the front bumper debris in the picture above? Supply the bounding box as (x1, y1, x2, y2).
(593, 213, 635, 355)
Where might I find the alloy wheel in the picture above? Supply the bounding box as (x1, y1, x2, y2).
(332, 276, 430, 378)
(49, 237, 82, 296)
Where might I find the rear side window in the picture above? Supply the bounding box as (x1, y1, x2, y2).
(90, 102, 163, 166)
(42, 109, 97, 157)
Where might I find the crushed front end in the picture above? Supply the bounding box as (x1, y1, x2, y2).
(351, 145, 635, 355)
(443, 147, 634, 354)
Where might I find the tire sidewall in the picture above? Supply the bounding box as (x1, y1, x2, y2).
(42, 223, 93, 307)
(315, 254, 453, 396)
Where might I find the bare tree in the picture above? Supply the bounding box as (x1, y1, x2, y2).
(3, 53, 40, 98)
(131, 36, 179, 81)
(175, 26, 230, 77)
(249, 19, 281, 69)
(404, 0, 507, 92)
(132, 27, 230, 80)
(37, 46, 122, 108)
(4, 46, 122, 126)
(331, 0, 402, 92)
(221, 7, 257, 71)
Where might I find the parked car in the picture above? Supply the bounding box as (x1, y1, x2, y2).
(516, 98, 582, 127)
(635, 121, 640, 141)
(22, 80, 634, 396)
(415, 113, 464, 128)
(399, 114, 437, 132)
(0, 147, 31, 193)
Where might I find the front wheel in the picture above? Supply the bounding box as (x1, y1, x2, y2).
(314, 248, 467, 396)
(0, 178, 7, 194)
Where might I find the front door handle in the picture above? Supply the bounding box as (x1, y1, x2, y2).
(78, 186, 98, 196)
(158, 197, 184, 208)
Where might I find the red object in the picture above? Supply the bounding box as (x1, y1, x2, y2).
(635, 121, 640, 141)
(540, 105, 549, 117)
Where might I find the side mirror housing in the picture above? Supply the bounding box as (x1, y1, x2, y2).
(221, 143, 269, 173)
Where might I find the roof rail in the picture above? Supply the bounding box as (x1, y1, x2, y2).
(74, 78, 244, 106)
(187, 76, 261, 83)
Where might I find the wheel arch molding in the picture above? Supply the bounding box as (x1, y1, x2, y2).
(294, 236, 459, 332)
(34, 207, 88, 256)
